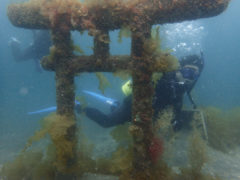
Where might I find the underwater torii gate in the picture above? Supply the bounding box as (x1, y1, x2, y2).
(8, 0, 229, 179)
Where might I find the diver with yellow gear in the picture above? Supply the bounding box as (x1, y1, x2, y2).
(121, 80, 132, 96)
(77, 52, 204, 131)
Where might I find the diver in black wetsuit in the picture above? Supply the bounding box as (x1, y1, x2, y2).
(9, 30, 52, 72)
(153, 53, 204, 130)
(77, 53, 204, 130)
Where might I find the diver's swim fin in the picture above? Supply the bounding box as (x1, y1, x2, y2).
(27, 106, 56, 115)
(82, 90, 119, 107)
(27, 100, 80, 115)
(27, 92, 117, 115)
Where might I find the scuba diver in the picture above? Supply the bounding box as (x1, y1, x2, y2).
(9, 30, 52, 72)
(27, 52, 204, 131)
(76, 52, 204, 131)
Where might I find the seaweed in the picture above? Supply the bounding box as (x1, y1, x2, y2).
(3, 110, 228, 179)
(152, 72, 163, 87)
(96, 146, 133, 176)
(6, 0, 231, 179)
(1, 113, 96, 179)
(154, 107, 176, 141)
(151, 25, 161, 53)
(23, 114, 57, 151)
(73, 44, 85, 55)
(95, 141, 174, 180)
(179, 131, 221, 180)
(176, 129, 220, 180)
(95, 72, 111, 94)
(154, 52, 179, 72)
(153, 108, 223, 180)
(118, 159, 175, 180)
(142, 26, 179, 73)
(110, 122, 132, 146)
(97, 33, 110, 44)
(92, 123, 134, 175)
(188, 130, 208, 176)
(92, 123, 134, 176)
(107, 121, 173, 179)
(203, 107, 240, 153)
(113, 70, 131, 80)
(75, 130, 96, 177)
(1, 150, 55, 180)
(118, 25, 131, 43)
(23, 114, 77, 173)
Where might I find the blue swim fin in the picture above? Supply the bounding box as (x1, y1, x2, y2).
(27, 92, 117, 115)
(28, 100, 80, 115)
(27, 106, 57, 115)
(82, 90, 119, 107)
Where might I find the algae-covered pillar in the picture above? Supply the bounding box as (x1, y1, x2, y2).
(50, 14, 77, 178)
(130, 23, 155, 176)
(7, 0, 230, 178)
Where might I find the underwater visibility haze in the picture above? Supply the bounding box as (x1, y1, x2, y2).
(0, 0, 240, 179)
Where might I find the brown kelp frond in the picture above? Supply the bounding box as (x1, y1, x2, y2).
(95, 72, 111, 94)
(143, 26, 179, 73)
(118, 25, 131, 43)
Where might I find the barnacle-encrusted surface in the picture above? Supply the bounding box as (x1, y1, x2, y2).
(8, 0, 230, 30)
